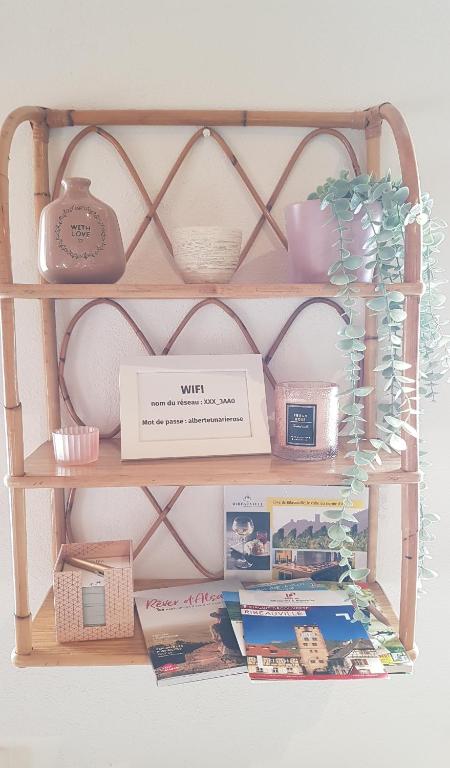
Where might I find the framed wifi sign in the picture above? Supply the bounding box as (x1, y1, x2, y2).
(119, 354, 271, 459)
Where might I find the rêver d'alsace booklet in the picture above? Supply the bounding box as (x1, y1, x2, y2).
(239, 589, 387, 680)
(134, 580, 247, 686)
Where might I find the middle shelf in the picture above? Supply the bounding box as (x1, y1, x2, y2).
(6, 438, 420, 489)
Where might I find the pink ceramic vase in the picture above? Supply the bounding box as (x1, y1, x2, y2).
(39, 178, 126, 283)
(285, 199, 376, 283)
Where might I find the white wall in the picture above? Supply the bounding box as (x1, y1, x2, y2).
(1, 1, 449, 766)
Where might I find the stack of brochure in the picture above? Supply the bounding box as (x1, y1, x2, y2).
(134, 578, 411, 685)
(223, 578, 411, 679)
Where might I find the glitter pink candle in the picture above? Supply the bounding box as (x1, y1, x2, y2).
(273, 382, 339, 461)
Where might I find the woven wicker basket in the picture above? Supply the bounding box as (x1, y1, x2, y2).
(173, 226, 242, 283)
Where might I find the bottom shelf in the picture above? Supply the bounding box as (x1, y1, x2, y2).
(13, 580, 402, 669)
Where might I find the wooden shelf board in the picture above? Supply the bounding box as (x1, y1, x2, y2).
(12, 581, 402, 669)
(0, 282, 423, 300)
(6, 438, 420, 490)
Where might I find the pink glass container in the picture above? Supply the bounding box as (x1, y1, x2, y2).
(285, 200, 375, 283)
(273, 382, 338, 461)
(39, 177, 125, 284)
(52, 426, 99, 465)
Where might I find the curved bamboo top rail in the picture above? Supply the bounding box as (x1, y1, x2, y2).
(45, 109, 368, 129)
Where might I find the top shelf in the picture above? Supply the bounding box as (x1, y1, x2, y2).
(0, 282, 423, 300)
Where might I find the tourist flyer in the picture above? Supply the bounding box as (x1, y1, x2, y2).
(239, 589, 387, 680)
(224, 486, 368, 582)
(134, 580, 246, 686)
(223, 578, 327, 656)
(224, 490, 271, 581)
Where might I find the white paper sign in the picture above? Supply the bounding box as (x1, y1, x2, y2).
(137, 369, 251, 442)
(120, 354, 271, 460)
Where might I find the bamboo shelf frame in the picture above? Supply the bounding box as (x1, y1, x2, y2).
(0, 103, 421, 668)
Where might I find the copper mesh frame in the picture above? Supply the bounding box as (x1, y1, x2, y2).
(0, 105, 421, 660)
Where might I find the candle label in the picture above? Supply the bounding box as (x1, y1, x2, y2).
(286, 403, 317, 446)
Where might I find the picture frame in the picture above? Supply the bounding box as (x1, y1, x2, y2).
(119, 354, 271, 460)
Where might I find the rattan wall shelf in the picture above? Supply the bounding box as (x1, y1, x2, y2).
(0, 104, 421, 669)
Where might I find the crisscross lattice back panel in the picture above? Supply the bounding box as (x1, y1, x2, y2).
(53, 123, 362, 579)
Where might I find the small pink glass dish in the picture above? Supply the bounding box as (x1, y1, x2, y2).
(52, 426, 99, 465)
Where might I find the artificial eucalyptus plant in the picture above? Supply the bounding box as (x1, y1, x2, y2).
(308, 171, 448, 619)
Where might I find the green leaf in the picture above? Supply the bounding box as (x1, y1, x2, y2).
(331, 179, 351, 197)
(345, 325, 365, 339)
(390, 433, 407, 451)
(327, 523, 348, 541)
(322, 509, 344, 520)
(330, 274, 350, 285)
(349, 568, 370, 581)
(366, 296, 386, 311)
(401, 420, 418, 438)
(354, 386, 373, 397)
(387, 290, 405, 303)
(333, 198, 350, 213)
(393, 360, 411, 370)
(328, 262, 342, 275)
(336, 339, 355, 351)
(384, 415, 402, 428)
(351, 479, 365, 494)
(344, 256, 364, 270)
(379, 246, 396, 261)
(390, 308, 407, 322)
(393, 186, 409, 205)
(341, 403, 363, 415)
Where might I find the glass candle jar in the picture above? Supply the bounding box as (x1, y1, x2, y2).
(273, 382, 339, 461)
(52, 426, 99, 465)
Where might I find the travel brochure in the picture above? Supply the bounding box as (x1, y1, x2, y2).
(240, 589, 386, 680)
(223, 580, 411, 675)
(134, 580, 246, 686)
(224, 485, 368, 582)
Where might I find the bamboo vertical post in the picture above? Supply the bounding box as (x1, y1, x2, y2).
(364, 109, 382, 583)
(380, 103, 421, 655)
(0, 108, 45, 656)
(32, 119, 66, 561)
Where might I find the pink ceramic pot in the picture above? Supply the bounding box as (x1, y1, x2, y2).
(39, 178, 125, 284)
(285, 199, 376, 283)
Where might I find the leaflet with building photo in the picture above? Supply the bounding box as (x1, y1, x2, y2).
(239, 589, 387, 680)
(270, 486, 368, 581)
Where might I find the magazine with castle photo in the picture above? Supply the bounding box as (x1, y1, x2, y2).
(239, 589, 387, 681)
(134, 580, 246, 686)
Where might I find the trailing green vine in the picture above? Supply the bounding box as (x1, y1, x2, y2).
(308, 171, 448, 614)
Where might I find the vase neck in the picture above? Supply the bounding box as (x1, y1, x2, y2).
(61, 177, 91, 195)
